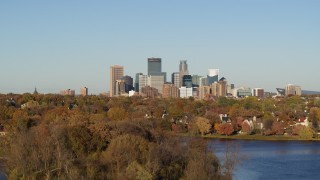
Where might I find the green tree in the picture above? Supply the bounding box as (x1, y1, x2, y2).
(107, 107, 127, 121)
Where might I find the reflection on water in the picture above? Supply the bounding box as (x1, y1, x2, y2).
(209, 139, 320, 180)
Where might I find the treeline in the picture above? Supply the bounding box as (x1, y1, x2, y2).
(0, 93, 240, 179)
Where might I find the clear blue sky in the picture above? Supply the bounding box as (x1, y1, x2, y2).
(1, 0, 319, 94)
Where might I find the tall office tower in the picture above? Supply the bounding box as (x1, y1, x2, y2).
(148, 58, 162, 75)
(138, 74, 148, 93)
(252, 88, 265, 98)
(80, 87, 88, 96)
(110, 65, 124, 97)
(171, 72, 180, 87)
(211, 82, 219, 97)
(121, 75, 134, 93)
(199, 77, 208, 86)
(179, 60, 189, 87)
(285, 84, 302, 96)
(182, 75, 193, 88)
(147, 58, 167, 82)
(162, 83, 180, 98)
(135, 73, 143, 92)
(115, 80, 126, 96)
(207, 69, 219, 85)
(192, 75, 203, 86)
(149, 75, 165, 94)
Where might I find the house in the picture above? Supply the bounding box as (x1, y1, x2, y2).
(296, 117, 309, 127)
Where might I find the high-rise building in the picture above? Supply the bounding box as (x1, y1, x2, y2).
(179, 60, 189, 87)
(121, 75, 134, 93)
(192, 75, 203, 86)
(199, 86, 211, 100)
(138, 74, 148, 93)
(147, 58, 166, 82)
(252, 88, 265, 98)
(148, 58, 162, 75)
(218, 77, 227, 97)
(162, 83, 179, 98)
(182, 75, 193, 88)
(207, 69, 219, 85)
(135, 73, 143, 92)
(110, 65, 124, 97)
(149, 75, 165, 94)
(115, 80, 126, 96)
(80, 87, 88, 96)
(179, 87, 193, 98)
(199, 77, 208, 86)
(171, 72, 180, 87)
(285, 84, 302, 96)
(141, 86, 159, 98)
(60, 89, 75, 96)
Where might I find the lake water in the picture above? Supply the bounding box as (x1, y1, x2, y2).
(209, 139, 320, 180)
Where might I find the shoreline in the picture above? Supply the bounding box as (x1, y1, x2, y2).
(178, 133, 320, 141)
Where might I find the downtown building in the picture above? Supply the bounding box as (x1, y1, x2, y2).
(109, 65, 124, 97)
(162, 83, 179, 98)
(179, 60, 189, 87)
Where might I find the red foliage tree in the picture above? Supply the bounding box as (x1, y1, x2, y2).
(217, 123, 234, 136)
(271, 121, 285, 135)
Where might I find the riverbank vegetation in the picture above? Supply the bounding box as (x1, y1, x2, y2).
(0, 93, 319, 178)
(0, 93, 242, 179)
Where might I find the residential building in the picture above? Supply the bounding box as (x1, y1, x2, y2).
(252, 88, 264, 98)
(199, 86, 211, 100)
(141, 86, 160, 98)
(80, 87, 88, 96)
(162, 83, 179, 98)
(138, 74, 148, 93)
(60, 89, 75, 96)
(179, 87, 193, 98)
(110, 65, 124, 97)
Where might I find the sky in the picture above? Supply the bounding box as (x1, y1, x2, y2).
(1, 0, 320, 94)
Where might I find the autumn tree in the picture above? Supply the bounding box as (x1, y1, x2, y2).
(107, 107, 127, 121)
(195, 117, 212, 136)
(217, 123, 234, 136)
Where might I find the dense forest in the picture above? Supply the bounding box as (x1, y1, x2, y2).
(1, 93, 320, 179)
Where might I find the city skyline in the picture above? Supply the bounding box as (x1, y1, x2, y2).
(1, 1, 320, 94)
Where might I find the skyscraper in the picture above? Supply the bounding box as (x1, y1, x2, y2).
(179, 60, 189, 87)
(147, 58, 166, 82)
(207, 69, 219, 85)
(135, 73, 143, 92)
(110, 65, 124, 97)
(121, 75, 134, 93)
(148, 58, 162, 75)
(171, 72, 180, 87)
(182, 75, 193, 88)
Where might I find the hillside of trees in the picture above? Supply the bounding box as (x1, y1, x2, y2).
(0, 93, 243, 179)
